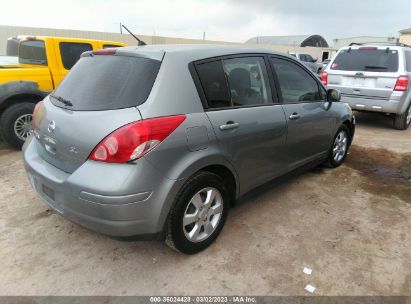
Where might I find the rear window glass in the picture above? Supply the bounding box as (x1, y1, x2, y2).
(60, 42, 92, 70)
(196, 60, 232, 108)
(331, 49, 398, 72)
(52, 55, 161, 111)
(19, 40, 47, 65)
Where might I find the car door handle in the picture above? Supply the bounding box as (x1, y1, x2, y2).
(219, 122, 240, 131)
(289, 113, 301, 120)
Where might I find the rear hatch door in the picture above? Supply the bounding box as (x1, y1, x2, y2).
(33, 51, 162, 173)
(327, 47, 399, 99)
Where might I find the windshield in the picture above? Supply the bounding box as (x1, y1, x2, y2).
(19, 40, 47, 65)
(52, 55, 161, 111)
(331, 49, 399, 72)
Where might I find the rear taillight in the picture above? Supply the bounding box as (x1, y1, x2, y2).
(32, 100, 43, 130)
(321, 70, 328, 86)
(89, 115, 186, 163)
(394, 75, 409, 91)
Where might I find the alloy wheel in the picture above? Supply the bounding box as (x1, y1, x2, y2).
(333, 130, 348, 163)
(183, 187, 223, 243)
(14, 114, 33, 141)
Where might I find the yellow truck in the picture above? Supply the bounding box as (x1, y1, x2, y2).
(0, 36, 126, 149)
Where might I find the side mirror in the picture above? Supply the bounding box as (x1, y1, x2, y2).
(312, 57, 318, 63)
(326, 89, 341, 102)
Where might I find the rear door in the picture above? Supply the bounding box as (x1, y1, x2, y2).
(270, 56, 335, 169)
(194, 55, 288, 193)
(327, 47, 400, 99)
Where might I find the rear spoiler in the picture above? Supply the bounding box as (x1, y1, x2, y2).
(81, 49, 165, 62)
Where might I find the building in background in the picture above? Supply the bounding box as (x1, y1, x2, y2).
(245, 35, 329, 47)
(245, 34, 333, 61)
(399, 28, 411, 45)
(0, 25, 336, 62)
(332, 36, 399, 49)
(0, 24, 239, 55)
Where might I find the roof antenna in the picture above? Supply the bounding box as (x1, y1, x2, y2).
(121, 24, 146, 46)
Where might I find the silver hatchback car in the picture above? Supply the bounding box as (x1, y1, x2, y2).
(323, 44, 411, 130)
(23, 45, 355, 254)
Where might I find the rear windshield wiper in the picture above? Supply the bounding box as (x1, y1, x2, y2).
(50, 94, 73, 107)
(364, 65, 388, 70)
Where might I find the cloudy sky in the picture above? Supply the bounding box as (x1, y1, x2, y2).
(1, 0, 409, 43)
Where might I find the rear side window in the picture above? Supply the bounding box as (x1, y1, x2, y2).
(331, 49, 399, 72)
(271, 57, 322, 103)
(405, 51, 411, 72)
(60, 42, 92, 70)
(19, 40, 47, 65)
(52, 55, 161, 111)
(196, 61, 232, 108)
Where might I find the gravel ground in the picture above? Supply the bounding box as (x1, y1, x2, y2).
(0, 112, 410, 296)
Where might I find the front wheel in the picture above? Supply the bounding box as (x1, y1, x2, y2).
(0, 102, 35, 149)
(325, 125, 351, 168)
(394, 104, 411, 130)
(165, 171, 230, 254)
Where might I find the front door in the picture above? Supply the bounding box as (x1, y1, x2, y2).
(270, 56, 335, 169)
(195, 56, 288, 194)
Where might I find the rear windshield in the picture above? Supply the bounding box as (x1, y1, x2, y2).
(331, 49, 399, 72)
(19, 40, 47, 65)
(52, 55, 161, 111)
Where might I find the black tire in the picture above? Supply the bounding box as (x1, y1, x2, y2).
(393, 104, 411, 130)
(0, 102, 35, 150)
(324, 125, 351, 168)
(165, 171, 230, 254)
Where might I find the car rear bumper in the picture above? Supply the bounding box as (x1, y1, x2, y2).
(331, 90, 407, 114)
(23, 136, 183, 238)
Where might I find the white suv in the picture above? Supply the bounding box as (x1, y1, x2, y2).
(323, 44, 411, 130)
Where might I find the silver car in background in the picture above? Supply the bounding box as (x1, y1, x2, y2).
(323, 45, 411, 129)
(23, 45, 355, 254)
(289, 52, 324, 74)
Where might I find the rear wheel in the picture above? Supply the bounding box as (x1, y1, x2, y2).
(394, 104, 411, 130)
(165, 171, 229, 254)
(0, 103, 35, 149)
(325, 125, 350, 168)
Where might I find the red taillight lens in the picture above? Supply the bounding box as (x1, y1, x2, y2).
(32, 101, 43, 130)
(89, 115, 186, 163)
(394, 75, 409, 91)
(321, 70, 328, 85)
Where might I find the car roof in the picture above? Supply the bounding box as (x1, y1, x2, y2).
(338, 45, 407, 52)
(115, 44, 290, 62)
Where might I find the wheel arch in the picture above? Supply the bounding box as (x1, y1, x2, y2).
(342, 119, 354, 145)
(155, 155, 240, 236)
(0, 81, 48, 113)
(198, 164, 237, 206)
(0, 93, 43, 113)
